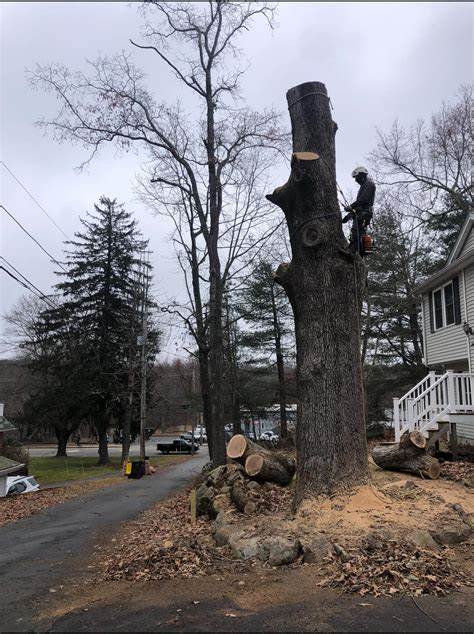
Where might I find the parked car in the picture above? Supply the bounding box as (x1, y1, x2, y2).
(157, 439, 200, 454)
(260, 430, 279, 442)
(181, 431, 207, 444)
(6, 475, 39, 496)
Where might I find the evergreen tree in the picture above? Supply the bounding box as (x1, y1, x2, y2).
(237, 260, 293, 438)
(41, 196, 152, 464)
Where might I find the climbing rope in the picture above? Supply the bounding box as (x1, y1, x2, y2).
(287, 91, 333, 111)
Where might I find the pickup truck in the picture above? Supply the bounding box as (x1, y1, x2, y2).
(156, 439, 200, 454)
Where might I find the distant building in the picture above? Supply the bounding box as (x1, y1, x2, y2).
(240, 404, 297, 438)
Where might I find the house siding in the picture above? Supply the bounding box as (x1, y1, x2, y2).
(464, 264, 474, 371)
(459, 227, 474, 258)
(423, 279, 468, 368)
(448, 414, 474, 444)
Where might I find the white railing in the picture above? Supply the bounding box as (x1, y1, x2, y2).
(393, 371, 474, 441)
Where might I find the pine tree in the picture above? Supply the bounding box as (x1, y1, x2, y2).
(237, 260, 293, 438)
(42, 196, 151, 464)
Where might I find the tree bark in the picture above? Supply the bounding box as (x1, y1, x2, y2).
(230, 482, 256, 514)
(245, 453, 294, 485)
(266, 82, 369, 502)
(98, 426, 110, 465)
(227, 433, 295, 475)
(55, 428, 69, 457)
(271, 283, 288, 438)
(371, 431, 440, 479)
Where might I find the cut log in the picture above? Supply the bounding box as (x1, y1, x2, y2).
(371, 431, 440, 480)
(226, 434, 296, 474)
(230, 482, 255, 514)
(245, 453, 294, 486)
(227, 434, 260, 462)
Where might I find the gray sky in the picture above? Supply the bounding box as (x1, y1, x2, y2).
(1, 2, 472, 360)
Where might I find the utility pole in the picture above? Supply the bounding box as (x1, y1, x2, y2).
(139, 251, 150, 462)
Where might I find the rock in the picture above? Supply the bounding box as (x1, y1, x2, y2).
(407, 530, 439, 551)
(429, 524, 472, 545)
(213, 524, 243, 547)
(212, 493, 232, 517)
(262, 482, 276, 491)
(333, 543, 353, 562)
(247, 481, 261, 493)
(361, 529, 396, 553)
(258, 536, 301, 566)
(230, 536, 261, 560)
(196, 484, 215, 516)
(243, 501, 257, 515)
(301, 534, 332, 564)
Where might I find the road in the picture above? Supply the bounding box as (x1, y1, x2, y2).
(0, 451, 209, 632)
(26, 436, 188, 458)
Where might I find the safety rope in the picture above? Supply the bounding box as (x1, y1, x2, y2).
(287, 91, 334, 111)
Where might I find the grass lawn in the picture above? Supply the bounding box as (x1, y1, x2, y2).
(29, 455, 187, 486)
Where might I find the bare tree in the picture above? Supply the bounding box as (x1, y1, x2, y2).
(29, 1, 287, 465)
(371, 85, 473, 232)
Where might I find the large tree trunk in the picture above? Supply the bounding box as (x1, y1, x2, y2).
(266, 82, 369, 502)
(55, 428, 69, 457)
(372, 431, 440, 479)
(98, 426, 110, 465)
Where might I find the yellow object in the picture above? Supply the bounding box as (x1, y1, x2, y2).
(125, 461, 132, 475)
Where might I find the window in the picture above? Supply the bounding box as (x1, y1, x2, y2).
(433, 289, 443, 329)
(432, 279, 457, 330)
(444, 282, 455, 325)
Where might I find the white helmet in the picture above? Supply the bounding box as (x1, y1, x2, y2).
(352, 166, 368, 178)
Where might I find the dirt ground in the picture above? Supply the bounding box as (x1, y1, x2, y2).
(36, 562, 474, 632)
(16, 458, 474, 633)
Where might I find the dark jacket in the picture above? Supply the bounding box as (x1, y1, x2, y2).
(351, 176, 376, 213)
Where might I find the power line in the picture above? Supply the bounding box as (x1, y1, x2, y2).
(0, 203, 67, 273)
(0, 256, 55, 308)
(0, 265, 55, 308)
(0, 160, 70, 239)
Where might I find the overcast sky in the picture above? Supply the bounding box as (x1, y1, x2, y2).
(1, 1, 472, 360)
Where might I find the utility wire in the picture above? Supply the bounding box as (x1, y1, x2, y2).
(0, 256, 55, 308)
(0, 265, 55, 308)
(0, 160, 70, 239)
(1, 204, 67, 272)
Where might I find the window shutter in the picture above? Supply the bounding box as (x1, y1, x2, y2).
(453, 276, 462, 324)
(428, 291, 434, 333)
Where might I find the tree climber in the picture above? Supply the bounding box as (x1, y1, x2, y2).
(342, 166, 376, 256)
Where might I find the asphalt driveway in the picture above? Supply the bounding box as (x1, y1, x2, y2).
(0, 452, 208, 632)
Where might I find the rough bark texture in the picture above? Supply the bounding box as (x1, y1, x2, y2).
(245, 453, 293, 485)
(372, 431, 440, 479)
(266, 82, 369, 502)
(98, 427, 110, 465)
(55, 429, 69, 457)
(230, 482, 254, 514)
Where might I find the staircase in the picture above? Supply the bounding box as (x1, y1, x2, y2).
(393, 371, 474, 442)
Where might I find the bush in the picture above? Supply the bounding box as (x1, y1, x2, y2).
(1, 436, 30, 466)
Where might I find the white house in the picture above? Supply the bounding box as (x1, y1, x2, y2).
(393, 212, 474, 445)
